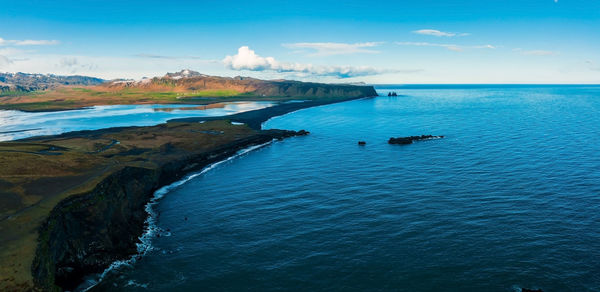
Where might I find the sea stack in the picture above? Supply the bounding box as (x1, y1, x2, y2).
(388, 135, 444, 145)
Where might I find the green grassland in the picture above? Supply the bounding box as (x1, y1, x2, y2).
(0, 120, 259, 290)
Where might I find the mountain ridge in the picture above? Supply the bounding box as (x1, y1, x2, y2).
(0, 69, 378, 112)
(0, 72, 105, 93)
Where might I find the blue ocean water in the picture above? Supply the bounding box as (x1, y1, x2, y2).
(0, 101, 273, 141)
(97, 85, 600, 291)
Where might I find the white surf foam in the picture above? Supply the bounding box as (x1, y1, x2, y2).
(79, 140, 274, 291)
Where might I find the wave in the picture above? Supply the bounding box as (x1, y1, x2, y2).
(78, 140, 274, 291)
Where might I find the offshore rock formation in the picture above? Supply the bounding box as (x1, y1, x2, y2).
(388, 135, 444, 145)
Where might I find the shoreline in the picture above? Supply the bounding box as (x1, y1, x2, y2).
(169, 96, 372, 130)
(30, 128, 308, 291)
(79, 140, 276, 291)
(79, 95, 372, 290)
(0, 94, 374, 291)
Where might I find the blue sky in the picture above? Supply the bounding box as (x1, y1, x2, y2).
(0, 0, 599, 83)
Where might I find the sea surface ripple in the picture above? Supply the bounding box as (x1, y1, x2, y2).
(97, 85, 600, 291)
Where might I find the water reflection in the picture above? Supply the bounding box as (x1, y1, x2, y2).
(0, 102, 274, 141)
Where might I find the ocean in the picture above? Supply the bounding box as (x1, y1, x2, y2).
(93, 85, 600, 291)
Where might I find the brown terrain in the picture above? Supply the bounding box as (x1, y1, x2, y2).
(0, 120, 308, 291)
(0, 71, 377, 291)
(0, 70, 377, 112)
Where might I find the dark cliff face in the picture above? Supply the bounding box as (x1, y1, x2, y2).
(253, 81, 378, 99)
(31, 130, 304, 291)
(104, 73, 378, 99)
(32, 166, 159, 291)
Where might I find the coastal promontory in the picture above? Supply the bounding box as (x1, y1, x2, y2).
(0, 72, 377, 291)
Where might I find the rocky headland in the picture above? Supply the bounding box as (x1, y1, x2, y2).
(0, 120, 309, 291)
(0, 74, 377, 290)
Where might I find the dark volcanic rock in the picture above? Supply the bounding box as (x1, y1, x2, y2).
(31, 129, 306, 291)
(358, 141, 366, 145)
(297, 130, 310, 136)
(388, 135, 444, 145)
(522, 289, 543, 292)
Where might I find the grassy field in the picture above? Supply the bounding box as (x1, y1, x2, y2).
(0, 90, 38, 97)
(0, 120, 259, 290)
(0, 87, 253, 112)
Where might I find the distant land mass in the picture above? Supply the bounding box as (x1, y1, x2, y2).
(0, 70, 377, 112)
(0, 70, 377, 291)
(0, 72, 105, 93)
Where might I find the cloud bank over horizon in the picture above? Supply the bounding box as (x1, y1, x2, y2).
(0, 37, 59, 46)
(396, 42, 495, 52)
(223, 46, 396, 78)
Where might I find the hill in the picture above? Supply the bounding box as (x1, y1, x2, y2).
(0, 70, 377, 111)
(0, 72, 105, 94)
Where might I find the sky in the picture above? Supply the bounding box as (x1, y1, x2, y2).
(0, 0, 599, 84)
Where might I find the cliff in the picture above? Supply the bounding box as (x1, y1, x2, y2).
(31, 129, 304, 291)
(0, 120, 307, 291)
(100, 70, 377, 99)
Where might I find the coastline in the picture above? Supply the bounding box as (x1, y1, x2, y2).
(0, 93, 375, 291)
(79, 140, 275, 291)
(170, 96, 370, 130)
(31, 132, 300, 291)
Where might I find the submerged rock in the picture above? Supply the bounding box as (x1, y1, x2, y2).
(522, 288, 543, 292)
(358, 141, 366, 145)
(388, 135, 444, 145)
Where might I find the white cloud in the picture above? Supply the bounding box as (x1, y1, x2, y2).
(282, 42, 382, 56)
(0, 47, 26, 56)
(412, 29, 469, 37)
(396, 42, 495, 52)
(57, 57, 98, 73)
(223, 46, 402, 78)
(59, 57, 78, 67)
(223, 46, 278, 71)
(0, 55, 12, 68)
(586, 60, 600, 71)
(0, 37, 59, 46)
(473, 44, 496, 49)
(14, 40, 59, 46)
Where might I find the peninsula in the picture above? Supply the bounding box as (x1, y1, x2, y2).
(0, 71, 377, 291)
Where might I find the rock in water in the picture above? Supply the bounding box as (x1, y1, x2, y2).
(388, 135, 444, 145)
(358, 141, 366, 145)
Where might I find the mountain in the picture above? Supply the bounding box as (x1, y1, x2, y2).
(0, 72, 105, 93)
(0, 70, 377, 111)
(101, 69, 376, 99)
